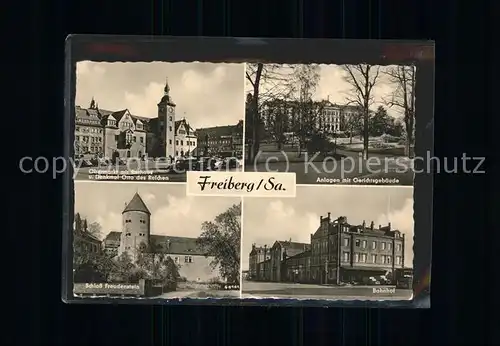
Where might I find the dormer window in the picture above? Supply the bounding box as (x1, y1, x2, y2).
(125, 132, 133, 144)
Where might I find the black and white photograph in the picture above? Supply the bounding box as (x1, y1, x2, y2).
(74, 62, 245, 182)
(242, 186, 414, 300)
(73, 182, 241, 299)
(245, 63, 416, 185)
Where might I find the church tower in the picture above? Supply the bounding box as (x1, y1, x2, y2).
(119, 193, 151, 261)
(157, 77, 176, 160)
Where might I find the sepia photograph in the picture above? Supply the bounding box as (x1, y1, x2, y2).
(74, 62, 245, 182)
(245, 63, 416, 186)
(241, 186, 414, 300)
(73, 182, 241, 299)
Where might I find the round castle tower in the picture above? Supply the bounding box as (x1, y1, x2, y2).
(119, 193, 151, 259)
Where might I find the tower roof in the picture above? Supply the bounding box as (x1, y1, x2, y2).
(122, 193, 151, 215)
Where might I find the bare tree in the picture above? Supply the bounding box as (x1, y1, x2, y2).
(341, 64, 380, 159)
(245, 64, 295, 162)
(383, 65, 416, 157)
(344, 111, 363, 144)
(262, 100, 289, 150)
(290, 65, 321, 156)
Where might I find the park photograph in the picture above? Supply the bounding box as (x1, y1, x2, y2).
(72, 182, 241, 299)
(244, 63, 417, 186)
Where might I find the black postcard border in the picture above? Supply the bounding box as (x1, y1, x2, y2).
(63, 35, 434, 308)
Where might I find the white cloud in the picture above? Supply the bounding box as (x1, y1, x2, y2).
(376, 197, 414, 266)
(242, 200, 319, 270)
(123, 82, 163, 117)
(75, 62, 244, 128)
(77, 61, 105, 78)
(95, 211, 122, 235)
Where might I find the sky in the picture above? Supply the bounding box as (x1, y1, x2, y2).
(246, 64, 403, 118)
(74, 182, 241, 239)
(242, 186, 414, 270)
(75, 62, 245, 129)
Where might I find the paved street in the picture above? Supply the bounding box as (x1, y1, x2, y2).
(74, 160, 242, 182)
(242, 280, 412, 300)
(246, 148, 414, 186)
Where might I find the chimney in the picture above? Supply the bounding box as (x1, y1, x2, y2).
(252, 243, 256, 250)
(289, 237, 292, 243)
(370, 221, 374, 230)
(378, 225, 381, 229)
(388, 222, 392, 230)
(362, 220, 366, 229)
(327, 212, 331, 220)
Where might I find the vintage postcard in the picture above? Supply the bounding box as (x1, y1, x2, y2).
(64, 36, 433, 307)
(241, 185, 414, 301)
(73, 62, 245, 183)
(73, 182, 241, 299)
(244, 63, 415, 186)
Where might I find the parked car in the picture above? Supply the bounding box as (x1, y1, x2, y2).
(196, 157, 217, 171)
(219, 157, 238, 169)
(175, 158, 198, 171)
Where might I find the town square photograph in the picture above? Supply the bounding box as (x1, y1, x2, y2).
(74, 62, 244, 182)
(245, 63, 416, 185)
(72, 182, 241, 299)
(241, 186, 414, 300)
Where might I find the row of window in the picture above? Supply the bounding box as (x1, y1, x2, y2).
(114, 135, 145, 144)
(312, 239, 402, 255)
(76, 146, 101, 153)
(345, 238, 402, 252)
(76, 126, 103, 134)
(199, 139, 234, 145)
(175, 140, 195, 146)
(174, 256, 193, 264)
(76, 136, 102, 143)
(343, 252, 402, 265)
(124, 219, 147, 224)
(120, 122, 143, 131)
(78, 119, 101, 125)
(124, 232, 146, 237)
(322, 110, 341, 116)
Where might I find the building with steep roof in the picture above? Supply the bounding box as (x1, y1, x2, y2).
(195, 120, 244, 156)
(269, 240, 310, 282)
(248, 214, 406, 285)
(74, 78, 199, 161)
(104, 192, 223, 283)
(310, 214, 405, 285)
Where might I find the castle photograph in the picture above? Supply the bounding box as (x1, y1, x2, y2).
(73, 182, 241, 299)
(241, 185, 414, 300)
(245, 63, 415, 186)
(74, 62, 245, 182)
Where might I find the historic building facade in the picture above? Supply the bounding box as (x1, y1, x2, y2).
(74, 79, 198, 161)
(195, 120, 244, 156)
(248, 244, 271, 280)
(248, 214, 406, 285)
(260, 99, 363, 137)
(103, 193, 222, 283)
